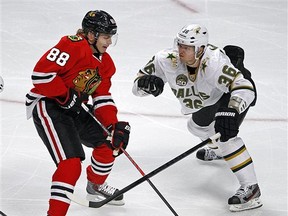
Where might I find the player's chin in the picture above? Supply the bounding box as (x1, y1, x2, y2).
(179, 56, 186, 62)
(100, 46, 108, 53)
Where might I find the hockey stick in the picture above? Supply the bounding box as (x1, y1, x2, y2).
(66, 133, 221, 208)
(81, 104, 178, 215)
(81, 103, 111, 136)
(121, 147, 178, 216)
(0, 211, 7, 216)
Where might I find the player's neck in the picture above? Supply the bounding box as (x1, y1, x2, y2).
(187, 65, 197, 74)
(90, 44, 102, 59)
(186, 58, 200, 68)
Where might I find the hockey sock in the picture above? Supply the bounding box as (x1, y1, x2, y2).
(218, 137, 258, 186)
(48, 158, 81, 216)
(86, 144, 115, 184)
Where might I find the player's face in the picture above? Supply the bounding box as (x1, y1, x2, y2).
(87, 32, 117, 54)
(178, 43, 196, 65)
(96, 33, 118, 53)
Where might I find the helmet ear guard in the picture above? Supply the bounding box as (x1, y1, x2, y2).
(195, 46, 205, 58)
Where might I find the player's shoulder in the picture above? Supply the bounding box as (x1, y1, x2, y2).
(54, 35, 89, 56)
(59, 34, 86, 45)
(205, 44, 222, 57)
(155, 48, 179, 67)
(205, 44, 229, 60)
(156, 48, 177, 59)
(204, 44, 230, 67)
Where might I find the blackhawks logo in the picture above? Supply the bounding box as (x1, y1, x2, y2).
(67, 35, 83, 42)
(73, 68, 101, 94)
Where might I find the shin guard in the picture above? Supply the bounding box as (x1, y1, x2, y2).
(48, 158, 81, 216)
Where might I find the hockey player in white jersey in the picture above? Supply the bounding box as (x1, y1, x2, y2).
(132, 24, 262, 212)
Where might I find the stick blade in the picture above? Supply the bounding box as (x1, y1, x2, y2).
(65, 191, 89, 207)
(65, 191, 107, 208)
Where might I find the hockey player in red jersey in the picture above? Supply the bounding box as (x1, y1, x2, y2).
(26, 10, 130, 216)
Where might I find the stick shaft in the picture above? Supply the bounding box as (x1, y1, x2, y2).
(66, 134, 220, 208)
(69, 104, 221, 209)
(88, 133, 220, 208)
(82, 103, 178, 214)
(81, 103, 111, 136)
(121, 147, 178, 216)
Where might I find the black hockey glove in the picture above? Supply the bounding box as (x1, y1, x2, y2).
(137, 75, 164, 97)
(214, 107, 239, 142)
(108, 121, 131, 156)
(55, 88, 88, 113)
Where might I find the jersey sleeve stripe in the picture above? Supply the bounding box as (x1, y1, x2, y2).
(92, 95, 116, 110)
(230, 85, 254, 93)
(32, 71, 57, 84)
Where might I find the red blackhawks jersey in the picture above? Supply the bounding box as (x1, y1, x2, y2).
(26, 34, 118, 127)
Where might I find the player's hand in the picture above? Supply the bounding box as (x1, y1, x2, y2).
(55, 88, 88, 113)
(137, 75, 164, 97)
(214, 107, 239, 142)
(108, 121, 131, 156)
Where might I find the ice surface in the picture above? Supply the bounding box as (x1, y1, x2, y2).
(0, 0, 287, 215)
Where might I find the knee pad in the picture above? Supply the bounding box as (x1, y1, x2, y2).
(53, 158, 82, 185)
(92, 144, 115, 163)
(187, 117, 216, 140)
(187, 117, 218, 148)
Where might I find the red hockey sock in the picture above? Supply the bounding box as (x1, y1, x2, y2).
(86, 144, 115, 184)
(47, 158, 81, 216)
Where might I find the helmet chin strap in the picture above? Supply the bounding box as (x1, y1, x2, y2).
(92, 43, 100, 54)
(86, 31, 102, 56)
(186, 58, 199, 68)
(186, 48, 204, 67)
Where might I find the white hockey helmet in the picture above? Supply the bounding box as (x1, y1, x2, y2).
(176, 24, 209, 56)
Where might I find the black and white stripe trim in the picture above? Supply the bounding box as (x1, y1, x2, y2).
(25, 91, 44, 106)
(51, 181, 74, 204)
(25, 91, 45, 119)
(93, 95, 115, 110)
(32, 71, 57, 84)
(91, 157, 114, 176)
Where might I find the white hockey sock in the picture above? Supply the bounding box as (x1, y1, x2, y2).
(218, 137, 258, 186)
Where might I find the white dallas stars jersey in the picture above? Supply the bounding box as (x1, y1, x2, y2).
(133, 44, 255, 115)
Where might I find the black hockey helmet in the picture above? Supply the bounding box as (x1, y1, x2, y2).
(82, 10, 117, 36)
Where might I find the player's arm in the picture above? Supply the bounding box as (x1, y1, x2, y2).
(32, 37, 79, 98)
(214, 62, 255, 142)
(32, 57, 68, 98)
(92, 78, 118, 127)
(32, 37, 89, 113)
(91, 55, 118, 128)
(92, 79, 130, 156)
(132, 55, 164, 97)
(216, 62, 255, 114)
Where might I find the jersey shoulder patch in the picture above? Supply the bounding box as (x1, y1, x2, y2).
(67, 35, 83, 42)
(158, 49, 179, 68)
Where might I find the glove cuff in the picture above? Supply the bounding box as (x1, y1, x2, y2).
(215, 107, 238, 118)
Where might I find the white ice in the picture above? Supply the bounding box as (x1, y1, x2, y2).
(0, 0, 287, 216)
